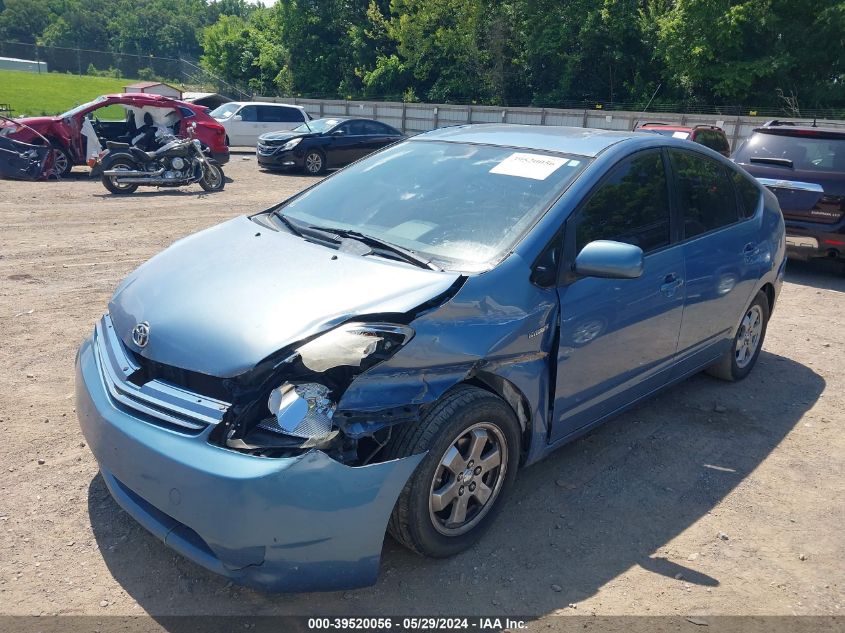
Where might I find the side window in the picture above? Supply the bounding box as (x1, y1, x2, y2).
(238, 105, 258, 122)
(257, 106, 284, 122)
(695, 130, 730, 154)
(670, 150, 739, 238)
(345, 120, 368, 135)
(731, 170, 761, 219)
(575, 150, 671, 254)
(284, 107, 306, 123)
(258, 106, 306, 123)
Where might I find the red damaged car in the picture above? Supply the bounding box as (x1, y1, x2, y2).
(2, 93, 229, 177)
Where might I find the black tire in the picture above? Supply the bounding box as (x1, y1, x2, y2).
(706, 290, 770, 381)
(303, 149, 326, 175)
(199, 163, 225, 192)
(100, 156, 139, 194)
(385, 385, 520, 558)
(49, 145, 72, 178)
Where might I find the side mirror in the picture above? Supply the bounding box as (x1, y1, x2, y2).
(331, 129, 344, 136)
(232, 115, 242, 122)
(574, 240, 644, 279)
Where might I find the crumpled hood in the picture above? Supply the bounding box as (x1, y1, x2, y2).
(9, 116, 58, 128)
(109, 216, 460, 378)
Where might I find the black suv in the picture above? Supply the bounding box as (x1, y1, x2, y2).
(734, 121, 845, 265)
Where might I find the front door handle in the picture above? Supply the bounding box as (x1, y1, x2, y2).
(660, 273, 684, 298)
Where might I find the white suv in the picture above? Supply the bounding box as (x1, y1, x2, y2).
(209, 102, 310, 146)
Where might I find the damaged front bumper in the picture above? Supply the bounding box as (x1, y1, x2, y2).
(75, 337, 424, 592)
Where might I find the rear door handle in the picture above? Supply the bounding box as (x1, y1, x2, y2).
(660, 273, 684, 298)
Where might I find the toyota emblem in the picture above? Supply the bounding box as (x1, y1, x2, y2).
(132, 322, 150, 348)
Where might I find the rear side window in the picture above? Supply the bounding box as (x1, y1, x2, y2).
(694, 129, 730, 154)
(575, 150, 671, 254)
(258, 105, 305, 123)
(670, 150, 739, 238)
(731, 170, 761, 218)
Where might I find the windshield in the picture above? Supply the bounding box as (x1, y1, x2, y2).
(60, 96, 107, 118)
(278, 140, 588, 272)
(209, 103, 241, 119)
(734, 131, 845, 173)
(294, 118, 340, 133)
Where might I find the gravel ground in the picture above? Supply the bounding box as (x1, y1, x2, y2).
(0, 156, 843, 627)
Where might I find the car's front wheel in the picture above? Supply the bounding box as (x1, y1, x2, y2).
(49, 145, 72, 178)
(386, 386, 520, 557)
(303, 150, 326, 175)
(706, 290, 770, 381)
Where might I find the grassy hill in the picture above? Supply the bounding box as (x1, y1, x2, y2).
(0, 70, 134, 117)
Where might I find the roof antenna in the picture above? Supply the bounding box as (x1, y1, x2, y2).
(633, 83, 662, 131)
(812, 116, 817, 128)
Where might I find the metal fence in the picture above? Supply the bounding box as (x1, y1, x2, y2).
(256, 96, 845, 150)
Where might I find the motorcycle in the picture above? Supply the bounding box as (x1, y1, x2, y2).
(92, 124, 224, 194)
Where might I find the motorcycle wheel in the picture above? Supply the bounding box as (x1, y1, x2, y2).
(101, 158, 139, 194)
(199, 163, 225, 192)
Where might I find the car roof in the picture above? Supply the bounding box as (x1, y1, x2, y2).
(227, 101, 307, 110)
(638, 124, 694, 131)
(752, 125, 845, 138)
(415, 124, 638, 157)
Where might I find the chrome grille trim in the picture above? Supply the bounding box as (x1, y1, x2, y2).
(94, 314, 230, 431)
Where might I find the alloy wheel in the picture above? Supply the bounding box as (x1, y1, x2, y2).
(50, 149, 69, 177)
(428, 423, 508, 536)
(735, 304, 763, 368)
(305, 152, 323, 174)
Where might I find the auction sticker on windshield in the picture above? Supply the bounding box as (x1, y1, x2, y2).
(490, 152, 571, 180)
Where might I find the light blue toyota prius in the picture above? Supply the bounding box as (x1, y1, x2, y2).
(76, 124, 786, 592)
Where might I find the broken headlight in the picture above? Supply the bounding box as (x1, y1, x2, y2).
(229, 323, 414, 453)
(293, 322, 414, 372)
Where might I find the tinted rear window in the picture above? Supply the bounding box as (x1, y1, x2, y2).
(734, 131, 845, 172)
(694, 129, 729, 153)
(258, 105, 305, 123)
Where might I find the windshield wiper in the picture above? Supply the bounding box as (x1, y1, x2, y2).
(316, 226, 443, 271)
(750, 157, 794, 168)
(273, 212, 305, 237)
(271, 214, 443, 271)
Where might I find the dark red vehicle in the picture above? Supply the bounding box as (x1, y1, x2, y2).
(1, 93, 229, 177)
(636, 122, 732, 157)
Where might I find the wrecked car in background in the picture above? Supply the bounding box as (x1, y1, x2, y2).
(76, 124, 785, 592)
(0, 116, 55, 180)
(3, 93, 229, 177)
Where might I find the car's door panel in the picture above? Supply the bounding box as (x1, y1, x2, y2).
(228, 105, 259, 145)
(552, 149, 684, 441)
(327, 121, 367, 166)
(668, 149, 764, 376)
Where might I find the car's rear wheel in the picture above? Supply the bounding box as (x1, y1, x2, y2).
(386, 386, 520, 558)
(303, 150, 326, 175)
(706, 290, 770, 381)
